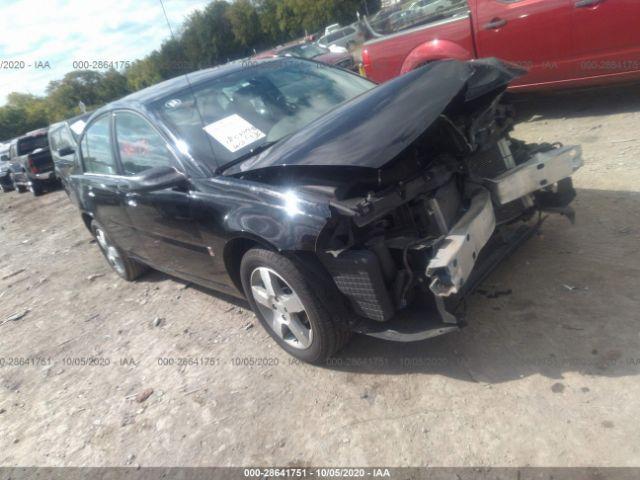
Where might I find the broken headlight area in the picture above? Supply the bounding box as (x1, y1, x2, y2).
(316, 134, 582, 342)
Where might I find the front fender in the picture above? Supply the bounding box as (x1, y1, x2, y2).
(195, 177, 332, 253)
(400, 40, 473, 74)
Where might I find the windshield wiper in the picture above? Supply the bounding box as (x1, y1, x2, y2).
(216, 141, 278, 174)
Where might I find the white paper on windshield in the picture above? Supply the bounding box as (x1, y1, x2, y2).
(203, 114, 266, 153)
(70, 119, 86, 135)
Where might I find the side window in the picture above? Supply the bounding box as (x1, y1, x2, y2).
(81, 115, 118, 175)
(48, 129, 59, 152)
(115, 112, 174, 176)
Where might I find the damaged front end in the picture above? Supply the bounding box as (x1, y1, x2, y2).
(233, 59, 583, 341)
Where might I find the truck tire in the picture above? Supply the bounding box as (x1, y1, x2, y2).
(240, 248, 351, 364)
(14, 180, 26, 193)
(90, 220, 148, 281)
(29, 181, 43, 196)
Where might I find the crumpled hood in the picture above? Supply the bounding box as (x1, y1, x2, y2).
(228, 58, 524, 175)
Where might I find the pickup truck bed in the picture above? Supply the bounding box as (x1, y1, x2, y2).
(9, 130, 58, 196)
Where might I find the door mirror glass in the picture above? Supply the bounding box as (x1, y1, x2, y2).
(123, 165, 187, 193)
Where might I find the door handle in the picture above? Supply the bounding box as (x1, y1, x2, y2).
(484, 17, 507, 30)
(575, 0, 602, 7)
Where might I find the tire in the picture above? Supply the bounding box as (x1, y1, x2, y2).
(90, 220, 148, 281)
(14, 181, 26, 193)
(29, 181, 43, 196)
(240, 248, 351, 364)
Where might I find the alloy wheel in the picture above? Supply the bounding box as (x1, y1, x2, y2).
(250, 267, 313, 349)
(95, 228, 126, 276)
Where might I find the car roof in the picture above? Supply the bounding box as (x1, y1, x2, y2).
(110, 59, 283, 108)
(50, 112, 92, 130)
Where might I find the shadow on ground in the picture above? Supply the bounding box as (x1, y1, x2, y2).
(321, 188, 640, 381)
(510, 82, 640, 122)
(116, 184, 640, 384)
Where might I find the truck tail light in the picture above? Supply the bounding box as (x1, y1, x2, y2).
(28, 156, 39, 174)
(361, 48, 371, 78)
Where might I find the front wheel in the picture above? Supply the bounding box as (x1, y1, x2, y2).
(90, 220, 148, 281)
(240, 248, 351, 364)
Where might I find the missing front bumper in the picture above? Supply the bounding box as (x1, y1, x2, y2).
(426, 188, 496, 297)
(426, 145, 583, 298)
(487, 145, 583, 205)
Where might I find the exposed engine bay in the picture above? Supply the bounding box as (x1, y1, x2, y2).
(232, 59, 584, 340)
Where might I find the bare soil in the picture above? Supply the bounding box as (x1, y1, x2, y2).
(1, 84, 640, 467)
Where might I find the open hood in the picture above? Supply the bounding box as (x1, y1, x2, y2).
(226, 58, 524, 176)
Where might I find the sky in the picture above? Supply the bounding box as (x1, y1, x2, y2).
(0, 0, 213, 105)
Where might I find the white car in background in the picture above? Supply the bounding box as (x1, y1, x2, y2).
(324, 23, 341, 35)
(317, 25, 363, 51)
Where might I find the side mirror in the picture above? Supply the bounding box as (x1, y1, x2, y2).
(0, 155, 9, 162)
(58, 146, 75, 157)
(121, 166, 187, 194)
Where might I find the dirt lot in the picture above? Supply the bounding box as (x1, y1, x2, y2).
(1, 85, 640, 467)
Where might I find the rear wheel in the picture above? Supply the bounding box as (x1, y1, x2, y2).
(29, 181, 43, 196)
(91, 220, 148, 281)
(240, 248, 351, 364)
(14, 180, 26, 193)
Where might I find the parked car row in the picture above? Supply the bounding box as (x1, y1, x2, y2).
(4, 56, 578, 364)
(0, 114, 89, 198)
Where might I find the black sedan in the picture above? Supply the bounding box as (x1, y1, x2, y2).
(70, 57, 582, 363)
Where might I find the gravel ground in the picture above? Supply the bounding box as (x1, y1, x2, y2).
(0, 84, 639, 467)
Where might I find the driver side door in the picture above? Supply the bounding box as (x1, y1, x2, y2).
(112, 110, 218, 284)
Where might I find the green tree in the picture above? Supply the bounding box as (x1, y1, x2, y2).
(226, 0, 263, 51)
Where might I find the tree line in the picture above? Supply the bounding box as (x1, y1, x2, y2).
(0, 0, 379, 141)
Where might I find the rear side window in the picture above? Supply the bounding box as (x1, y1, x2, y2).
(368, 0, 469, 35)
(17, 134, 48, 155)
(81, 115, 118, 175)
(48, 128, 61, 152)
(115, 112, 174, 176)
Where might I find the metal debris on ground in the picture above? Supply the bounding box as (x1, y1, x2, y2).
(0, 309, 30, 326)
(2, 269, 25, 280)
(87, 273, 105, 281)
(134, 388, 154, 403)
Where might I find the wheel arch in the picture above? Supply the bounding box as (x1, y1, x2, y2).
(400, 39, 473, 75)
(223, 234, 279, 294)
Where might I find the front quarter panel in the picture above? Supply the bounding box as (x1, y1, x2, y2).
(191, 177, 332, 256)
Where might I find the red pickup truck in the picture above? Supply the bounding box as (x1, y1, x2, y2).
(362, 0, 640, 91)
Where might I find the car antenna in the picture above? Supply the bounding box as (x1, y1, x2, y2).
(158, 0, 218, 172)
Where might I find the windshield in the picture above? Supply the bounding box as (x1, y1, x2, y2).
(17, 134, 48, 156)
(154, 59, 374, 169)
(281, 44, 328, 59)
(367, 0, 469, 35)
